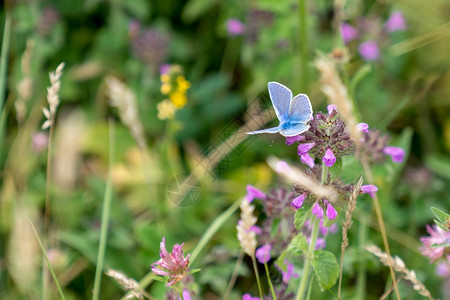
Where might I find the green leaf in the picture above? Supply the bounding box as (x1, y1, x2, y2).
(182, 0, 221, 22)
(311, 250, 339, 289)
(294, 205, 310, 230)
(431, 207, 449, 223)
(434, 220, 449, 232)
(121, 0, 150, 19)
(287, 233, 308, 255)
(425, 153, 450, 180)
(329, 159, 342, 180)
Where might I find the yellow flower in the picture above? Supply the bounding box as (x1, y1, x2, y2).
(160, 74, 170, 83)
(160, 83, 171, 95)
(176, 76, 191, 92)
(157, 99, 176, 120)
(169, 90, 187, 108)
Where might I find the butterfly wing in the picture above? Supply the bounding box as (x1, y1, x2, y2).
(280, 123, 310, 137)
(268, 82, 292, 122)
(246, 126, 282, 135)
(288, 93, 313, 123)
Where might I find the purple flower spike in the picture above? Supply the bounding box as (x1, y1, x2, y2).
(327, 104, 337, 115)
(226, 19, 245, 36)
(383, 146, 405, 163)
(255, 244, 272, 264)
(358, 40, 380, 61)
(326, 202, 338, 220)
(245, 185, 266, 203)
(291, 194, 306, 210)
(385, 11, 407, 32)
(298, 142, 315, 156)
(159, 63, 171, 75)
(301, 153, 315, 169)
(312, 203, 324, 218)
(286, 135, 305, 145)
(281, 262, 298, 284)
(360, 184, 378, 199)
(323, 148, 336, 167)
(340, 23, 358, 44)
(243, 294, 260, 300)
(356, 122, 369, 133)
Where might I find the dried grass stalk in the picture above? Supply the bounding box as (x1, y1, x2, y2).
(267, 156, 338, 203)
(366, 245, 434, 300)
(314, 55, 361, 142)
(42, 62, 65, 129)
(236, 199, 257, 257)
(15, 39, 34, 123)
(341, 177, 363, 250)
(105, 268, 144, 300)
(105, 76, 146, 149)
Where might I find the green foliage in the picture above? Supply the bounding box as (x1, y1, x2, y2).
(311, 250, 340, 290)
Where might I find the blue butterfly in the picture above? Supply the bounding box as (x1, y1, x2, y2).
(247, 81, 313, 137)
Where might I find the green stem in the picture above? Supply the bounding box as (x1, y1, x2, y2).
(26, 216, 66, 300)
(0, 7, 12, 162)
(295, 217, 319, 300)
(356, 207, 368, 298)
(92, 120, 115, 300)
(298, 0, 309, 90)
(296, 162, 328, 300)
(224, 251, 244, 300)
(251, 256, 264, 300)
(190, 200, 240, 265)
(264, 263, 277, 300)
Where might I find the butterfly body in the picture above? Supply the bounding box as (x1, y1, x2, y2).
(247, 82, 313, 137)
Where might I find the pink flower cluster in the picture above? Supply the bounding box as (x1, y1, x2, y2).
(340, 11, 407, 61)
(151, 237, 190, 286)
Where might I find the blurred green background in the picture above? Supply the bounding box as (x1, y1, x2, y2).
(1, 0, 450, 299)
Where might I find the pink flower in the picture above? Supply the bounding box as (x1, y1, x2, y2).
(256, 244, 272, 264)
(420, 225, 450, 262)
(159, 63, 171, 75)
(340, 23, 358, 44)
(226, 19, 245, 36)
(360, 184, 378, 199)
(356, 122, 369, 133)
(383, 146, 405, 163)
(243, 294, 260, 300)
(436, 257, 450, 278)
(297, 142, 315, 156)
(286, 135, 305, 145)
(326, 202, 337, 220)
(32, 132, 49, 153)
(291, 194, 306, 209)
(151, 237, 190, 286)
(249, 225, 263, 235)
(181, 289, 192, 300)
(245, 185, 266, 203)
(358, 40, 380, 61)
(279, 262, 298, 284)
(300, 153, 315, 169)
(276, 160, 291, 173)
(323, 148, 336, 167)
(327, 104, 337, 115)
(312, 203, 324, 219)
(385, 11, 407, 32)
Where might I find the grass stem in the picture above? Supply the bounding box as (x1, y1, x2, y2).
(92, 119, 115, 300)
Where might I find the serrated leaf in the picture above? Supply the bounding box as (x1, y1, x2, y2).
(329, 159, 342, 180)
(294, 206, 310, 230)
(287, 233, 308, 255)
(311, 250, 339, 289)
(431, 207, 449, 223)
